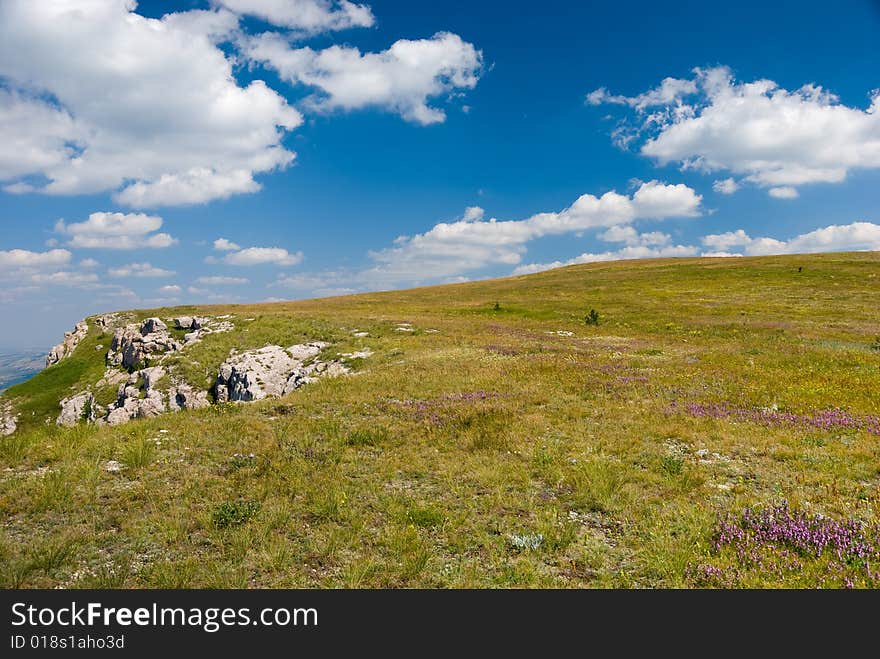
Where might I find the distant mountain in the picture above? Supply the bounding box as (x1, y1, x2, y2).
(0, 350, 44, 393)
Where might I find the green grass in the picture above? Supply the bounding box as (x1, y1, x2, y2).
(1, 252, 879, 588)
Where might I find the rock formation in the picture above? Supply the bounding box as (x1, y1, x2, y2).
(107, 318, 181, 370)
(1, 401, 17, 436)
(46, 320, 89, 367)
(57, 392, 97, 427)
(214, 342, 352, 402)
(104, 367, 167, 425)
(168, 383, 211, 412)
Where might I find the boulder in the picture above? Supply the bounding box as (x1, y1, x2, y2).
(46, 320, 89, 367)
(140, 366, 165, 392)
(168, 384, 211, 411)
(140, 317, 167, 335)
(171, 316, 209, 331)
(107, 320, 181, 370)
(57, 392, 96, 427)
(1, 401, 17, 436)
(214, 342, 338, 402)
(105, 379, 166, 426)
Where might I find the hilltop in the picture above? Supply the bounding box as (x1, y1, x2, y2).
(1, 252, 879, 588)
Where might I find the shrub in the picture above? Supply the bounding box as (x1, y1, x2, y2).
(212, 500, 260, 529)
(346, 427, 388, 446)
(584, 309, 600, 325)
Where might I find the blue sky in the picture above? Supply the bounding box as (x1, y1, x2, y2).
(1, 0, 879, 351)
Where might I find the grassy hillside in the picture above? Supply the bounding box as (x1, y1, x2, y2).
(1, 252, 879, 588)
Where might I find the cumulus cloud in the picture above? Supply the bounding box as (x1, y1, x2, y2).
(107, 263, 176, 278)
(462, 206, 485, 222)
(586, 76, 697, 111)
(768, 186, 799, 199)
(242, 31, 483, 125)
(158, 284, 182, 295)
(702, 222, 880, 256)
(221, 246, 304, 266)
(55, 212, 178, 250)
(28, 271, 100, 286)
(590, 66, 880, 196)
(700, 229, 752, 251)
(213, 238, 241, 251)
(196, 275, 249, 284)
(0, 1, 302, 206)
(79, 258, 100, 268)
(0, 248, 71, 270)
(713, 178, 739, 195)
(365, 181, 700, 283)
(514, 243, 699, 275)
(214, 0, 374, 32)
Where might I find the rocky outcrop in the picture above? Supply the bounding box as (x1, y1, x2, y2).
(1, 401, 17, 436)
(104, 367, 167, 426)
(168, 383, 211, 412)
(172, 316, 208, 331)
(57, 392, 97, 427)
(46, 320, 89, 367)
(178, 317, 234, 346)
(214, 343, 348, 403)
(107, 318, 181, 370)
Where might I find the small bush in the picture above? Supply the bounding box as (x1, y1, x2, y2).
(121, 438, 156, 470)
(584, 309, 600, 326)
(870, 336, 880, 352)
(346, 427, 388, 447)
(212, 500, 260, 529)
(660, 455, 684, 476)
(405, 505, 445, 528)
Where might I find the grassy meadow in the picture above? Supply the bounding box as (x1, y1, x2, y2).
(1, 252, 879, 588)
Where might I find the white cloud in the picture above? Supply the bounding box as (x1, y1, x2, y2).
(701, 229, 751, 250)
(631, 180, 702, 219)
(514, 244, 700, 275)
(702, 222, 880, 256)
(108, 263, 176, 278)
(55, 212, 177, 250)
(591, 66, 880, 195)
(29, 271, 100, 286)
(768, 186, 799, 199)
(213, 238, 241, 251)
(0, 248, 71, 270)
(196, 275, 249, 284)
(701, 251, 743, 258)
(713, 178, 739, 195)
(158, 284, 182, 295)
(214, 0, 374, 32)
(367, 181, 700, 283)
(242, 31, 483, 125)
(587, 77, 697, 111)
(114, 169, 264, 208)
(222, 246, 304, 266)
(0, 1, 302, 206)
(597, 226, 672, 247)
(79, 258, 99, 268)
(462, 206, 485, 222)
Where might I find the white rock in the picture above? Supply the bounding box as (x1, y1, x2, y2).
(140, 366, 165, 392)
(57, 392, 96, 427)
(104, 460, 124, 473)
(46, 320, 89, 367)
(1, 401, 17, 436)
(215, 342, 342, 402)
(168, 384, 210, 411)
